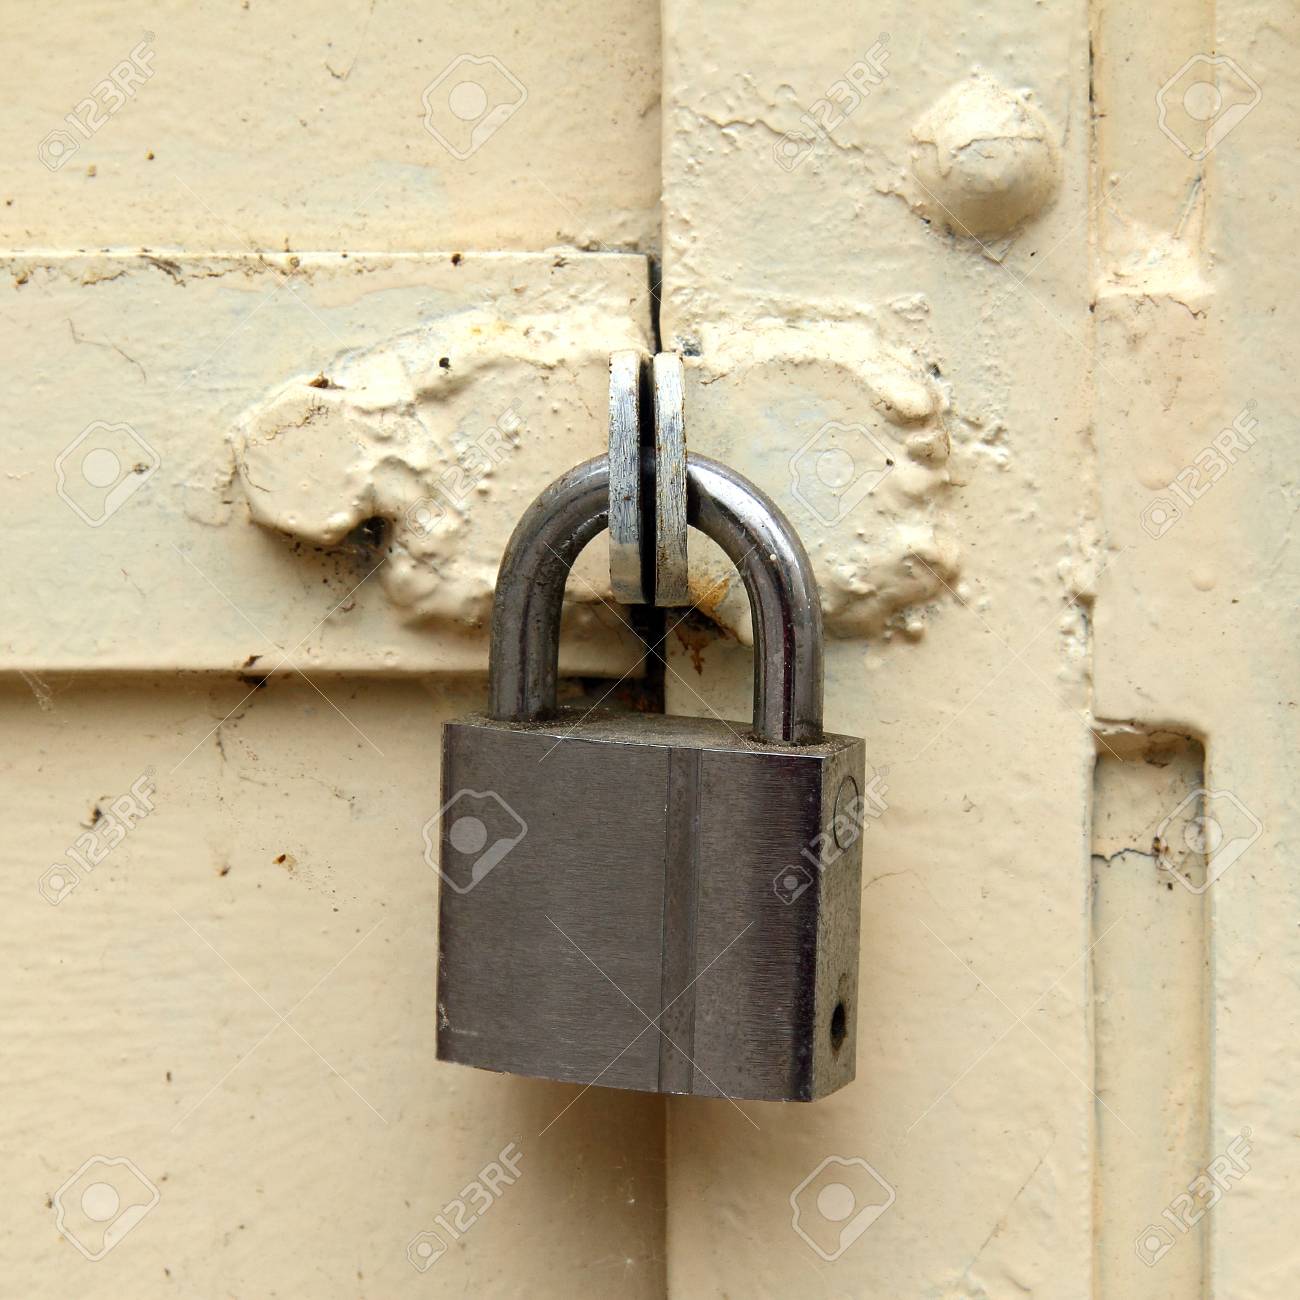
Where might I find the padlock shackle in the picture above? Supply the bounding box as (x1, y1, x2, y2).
(489, 454, 824, 745)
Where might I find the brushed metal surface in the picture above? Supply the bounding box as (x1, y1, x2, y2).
(658, 745, 701, 1092)
(607, 349, 648, 605)
(435, 710, 864, 1101)
(651, 352, 690, 606)
(488, 453, 824, 744)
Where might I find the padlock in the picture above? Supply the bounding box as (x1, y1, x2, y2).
(434, 453, 865, 1101)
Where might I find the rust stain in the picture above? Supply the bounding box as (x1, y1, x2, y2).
(674, 626, 708, 675)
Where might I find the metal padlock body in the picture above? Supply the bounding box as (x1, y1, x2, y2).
(436, 455, 864, 1102)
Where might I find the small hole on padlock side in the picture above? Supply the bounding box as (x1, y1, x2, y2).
(830, 1000, 847, 1052)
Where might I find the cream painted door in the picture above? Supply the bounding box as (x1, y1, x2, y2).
(3, 2, 1295, 1297)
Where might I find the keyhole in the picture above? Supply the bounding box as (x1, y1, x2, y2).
(830, 1000, 847, 1052)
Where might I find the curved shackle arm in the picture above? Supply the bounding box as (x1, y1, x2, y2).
(488, 453, 824, 745)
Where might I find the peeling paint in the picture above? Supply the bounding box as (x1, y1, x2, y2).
(678, 311, 961, 641)
(232, 296, 961, 645)
(233, 302, 646, 632)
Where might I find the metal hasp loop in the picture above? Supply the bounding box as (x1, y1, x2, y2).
(606, 351, 647, 605)
(607, 350, 690, 607)
(488, 453, 824, 745)
(650, 353, 690, 606)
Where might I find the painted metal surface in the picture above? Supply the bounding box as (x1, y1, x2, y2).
(0, 251, 651, 677)
(3, 0, 1297, 1295)
(3, 5, 667, 1296)
(657, 1, 1296, 1297)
